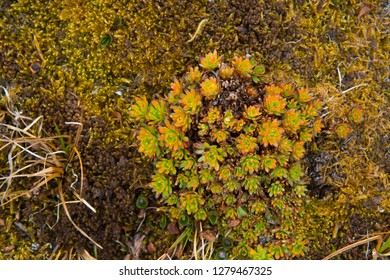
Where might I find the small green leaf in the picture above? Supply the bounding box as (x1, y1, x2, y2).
(253, 65, 265, 76)
(178, 213, 190, 227)
(53, 121, 70, 154)
(237, 206, 248, 218)
(208, 211, 218, 225)
(114, 16, 122, 27)
(379, 236, 390, 254)
(249, 57, 257, 66)
(136, 194, 148, 209)
(100, 34, 112, 47)
(160, 215, 167, 229)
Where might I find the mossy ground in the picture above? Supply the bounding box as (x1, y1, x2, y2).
(0, 0, 388, 259)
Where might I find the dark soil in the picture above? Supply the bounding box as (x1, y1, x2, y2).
(26, 90, 146, 259)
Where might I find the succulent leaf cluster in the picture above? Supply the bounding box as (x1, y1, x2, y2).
(131, 51, 323, 259)
(333, 106, 364, 140)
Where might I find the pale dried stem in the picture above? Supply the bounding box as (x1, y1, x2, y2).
(58, 180, 103, 249)
(0, 110, 100, 248)
(323, 235, 382, 260)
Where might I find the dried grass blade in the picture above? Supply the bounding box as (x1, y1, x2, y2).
(0, 123, 36, 138)
(323, 235, 382, 260)
(77, 248, 96, 260)
(58, 182, 103, 249)
(71, 147, 84, 196)
(22, 115, 43, 134)
(72, 190, 96, 213)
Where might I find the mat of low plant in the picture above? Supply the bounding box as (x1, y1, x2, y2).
(130, 51, 324, 259)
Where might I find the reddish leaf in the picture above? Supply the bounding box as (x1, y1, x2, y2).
(200, 230, 217, 242)
(147, 242, 156, 253)
(167, 222, 179, 235)
(174, 242, 183, 259)
(229, 219, 241, 228)
(3, 245, 15, 252)
(358, 6, 372, 19)
(111, 111, 122, 121)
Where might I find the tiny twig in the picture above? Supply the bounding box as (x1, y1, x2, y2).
(136, 210, 147, 233)
(193, 227, 198, 260)
(200, 222, 205, 260)
(32, 35, 46, 67)
(341, 83, 368, 94)
(284, 37, 303, 44)
(71, 146, 84, 196)
(187, 19, 208, 43)
(323, 235, 382, 260)
(337, 63, 343, 89)
(72, 191, 96, 213)
(58, 181, 103, 249)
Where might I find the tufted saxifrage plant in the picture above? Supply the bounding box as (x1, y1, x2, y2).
(130, 51, 323, 259)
